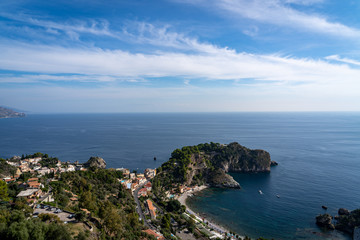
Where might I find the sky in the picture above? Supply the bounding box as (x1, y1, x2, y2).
(1, 0, 360, 113)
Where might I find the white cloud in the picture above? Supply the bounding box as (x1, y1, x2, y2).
(182, 0, 360, 38)
(325, 55, 360, 66)
(1, 40, 360, 92)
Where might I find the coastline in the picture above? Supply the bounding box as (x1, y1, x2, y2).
(177, 185, 244, 239)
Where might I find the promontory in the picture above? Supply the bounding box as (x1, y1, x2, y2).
(152, 142, 276, 196)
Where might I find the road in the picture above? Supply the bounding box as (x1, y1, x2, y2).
(133, 181, 153, 229)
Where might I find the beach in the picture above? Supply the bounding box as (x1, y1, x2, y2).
(177, 185, 244, 239)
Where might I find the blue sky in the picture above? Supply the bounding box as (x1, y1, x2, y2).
(1, 0, 360, 112)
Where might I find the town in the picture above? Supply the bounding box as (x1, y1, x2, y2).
(1, 153, 245, 240)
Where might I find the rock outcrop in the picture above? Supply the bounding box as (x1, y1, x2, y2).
(84, 156, 106, 169)
(338, 208, 350, 216)
(206, 169, 240, 189)
(316, 214, 335, 230)
(154, 142, 273, 191)
(315, 208, 360, 234)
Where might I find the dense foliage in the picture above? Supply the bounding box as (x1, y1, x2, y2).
(57, 168, 147, 239)
(0, 198, 73, 240)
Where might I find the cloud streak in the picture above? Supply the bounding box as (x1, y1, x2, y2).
(1, 40, 360, 89)
(182, 0, 360, 38)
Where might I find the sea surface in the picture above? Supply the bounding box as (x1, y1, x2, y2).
(1, 112, 359, 239)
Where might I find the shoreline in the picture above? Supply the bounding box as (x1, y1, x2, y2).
(177, 185, 244, 239)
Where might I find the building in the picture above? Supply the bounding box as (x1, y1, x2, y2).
(142, 229, 165, 240)
(144, 182, 152, 191)
(17, 189, 42, 199)
(144, 168, 156, 179)
(27, 181, 42, 189)
(146, 199, 156, 219)
(129, 173, 136, 180)
(138, 188, 148, 197)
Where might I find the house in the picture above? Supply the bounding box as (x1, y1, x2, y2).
(116, 168, 130, 174)
(146, 199, 156, 219)
(138, 188, 148, 197)
(144, 168, 156, 179)
(37, 167, 50, 176)
(144, 182, 152, 191)
(66, 165, 75, 172)
(4, 178, 16, 183)
(28, 177, 39, 182)
(136, 173, 145, 178)
(28, 181, 42, 189)
(17, 189, 42, 199)
(129, 173, 136, 180)
(142, 229, 165, 240)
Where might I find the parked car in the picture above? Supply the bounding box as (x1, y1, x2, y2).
(51, 207, 56, 211)
(67, 214, 74, 219)
(54, 209, 62, 213)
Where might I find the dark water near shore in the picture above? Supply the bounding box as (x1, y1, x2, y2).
(1, 113, 359, 239)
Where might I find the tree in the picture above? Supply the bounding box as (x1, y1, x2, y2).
(75, 211, 86, 222)
(45, 223, 72, 240)
(0, 181, 9, 201)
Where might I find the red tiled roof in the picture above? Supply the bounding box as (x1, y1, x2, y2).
(142, 229, 165, 240)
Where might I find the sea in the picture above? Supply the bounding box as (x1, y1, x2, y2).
(1, 112, 359, 239)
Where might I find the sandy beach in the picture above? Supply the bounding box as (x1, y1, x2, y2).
(177, 185, 244, 239)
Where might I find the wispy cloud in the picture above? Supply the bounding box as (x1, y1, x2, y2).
(325, 55, 360, 66)
(0, 12, 115, 39)
(1, 40, 360, 89)
(180, 0, 360, 38)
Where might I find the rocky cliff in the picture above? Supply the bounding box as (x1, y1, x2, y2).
(84, 156, 106, 169)
(153, 142, 274, 192)
(0, 107, 25, 119)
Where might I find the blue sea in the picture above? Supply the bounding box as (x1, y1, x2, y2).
(1, 113, 359, 239)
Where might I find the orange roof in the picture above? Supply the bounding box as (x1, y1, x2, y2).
(145, 182, 152, 188)
(28, 182, 40, 188)
(28, 178, 38, 182)
(142, 229, 165, 240)
(146, 199, 154, 211)
(81, 208, 90, 214)
(5, 178, 15, 182)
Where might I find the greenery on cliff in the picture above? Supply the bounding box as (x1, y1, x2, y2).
(153, 142, 272, 197)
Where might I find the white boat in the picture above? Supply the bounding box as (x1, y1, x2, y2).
(276, 194, 280, 198)
(258, 190, 263, 195)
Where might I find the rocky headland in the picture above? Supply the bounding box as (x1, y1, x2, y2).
(0, 106, 25, 119)
(153, 142, 276, 194)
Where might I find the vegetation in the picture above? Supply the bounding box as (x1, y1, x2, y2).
(0, 159, 17, 178)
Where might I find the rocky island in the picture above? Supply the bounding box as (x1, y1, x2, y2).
(0, 106, 25, 119)
(152, 142, 275, 195)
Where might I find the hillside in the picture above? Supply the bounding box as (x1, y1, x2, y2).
(0, 106, 25, 119)
(152, 142, 274, 196)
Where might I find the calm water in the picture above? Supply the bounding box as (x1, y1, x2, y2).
(1, 113, 359, 239)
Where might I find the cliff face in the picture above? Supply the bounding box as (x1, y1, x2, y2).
(0, 107, 25, 119)
(212, 142, 272, 173)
